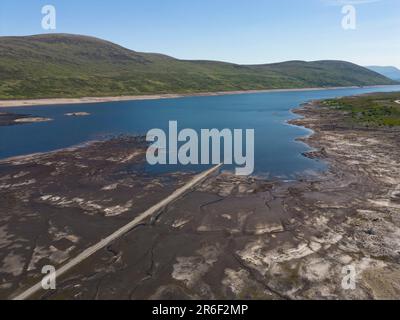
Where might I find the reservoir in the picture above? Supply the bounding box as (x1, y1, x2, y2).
(1, 85, 400, 178)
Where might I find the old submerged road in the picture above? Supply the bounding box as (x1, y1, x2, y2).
(12, 164, 223, 300)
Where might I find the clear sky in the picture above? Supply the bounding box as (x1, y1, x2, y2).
(0, 0, 399, 68)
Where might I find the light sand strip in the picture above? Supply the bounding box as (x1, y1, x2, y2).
(2, 85, 396, 108)
(12, 164, 222, 300)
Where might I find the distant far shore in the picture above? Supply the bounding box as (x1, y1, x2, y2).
(0, 85, 397, 108)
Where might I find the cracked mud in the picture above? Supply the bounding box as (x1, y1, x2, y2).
(0, 137, 195, 299)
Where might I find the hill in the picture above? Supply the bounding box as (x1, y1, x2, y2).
(366, 66, 400, 81)
(0, 34, 396, 99)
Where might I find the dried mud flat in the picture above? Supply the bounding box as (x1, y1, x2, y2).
(1, 100, 400, 300)
(0, 137, 195, 299)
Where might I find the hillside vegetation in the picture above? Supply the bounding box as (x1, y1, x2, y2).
(0, 34, 396, 99)
(323, 92, 400, 127)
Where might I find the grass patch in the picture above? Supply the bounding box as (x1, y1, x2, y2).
(322, 92, 400, 127)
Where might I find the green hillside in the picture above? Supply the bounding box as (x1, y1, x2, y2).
(0, 34, 396, 99)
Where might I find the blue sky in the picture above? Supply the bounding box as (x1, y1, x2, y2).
(0, 0, 399, 67)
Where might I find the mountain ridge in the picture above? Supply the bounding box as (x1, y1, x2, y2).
(0, 33, 396, 99)
(366, 66, 400, 81)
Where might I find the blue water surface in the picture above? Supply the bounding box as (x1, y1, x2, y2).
(1, 85, 400, 178)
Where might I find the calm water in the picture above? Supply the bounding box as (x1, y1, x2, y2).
(1, 86, 400, 178)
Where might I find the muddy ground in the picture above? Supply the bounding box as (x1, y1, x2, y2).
(1, 101, 400, 300)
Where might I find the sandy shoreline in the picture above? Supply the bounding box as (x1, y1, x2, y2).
(0, 85, 393, 108)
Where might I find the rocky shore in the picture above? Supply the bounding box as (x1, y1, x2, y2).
(1, 100, 400, 300)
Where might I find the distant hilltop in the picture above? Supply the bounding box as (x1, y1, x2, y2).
(0, 33, 397, 100)
(366, 66, 400, 81)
